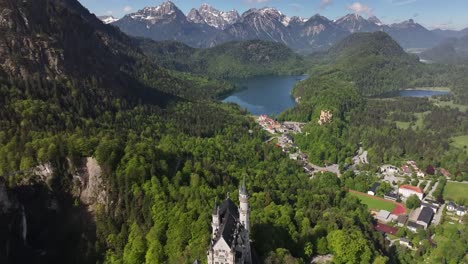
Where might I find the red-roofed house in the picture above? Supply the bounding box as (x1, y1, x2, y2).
(398, 185, 423, 200)
(438, 168, 451, 179)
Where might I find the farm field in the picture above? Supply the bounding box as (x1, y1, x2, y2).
(443, 182, 468, 204)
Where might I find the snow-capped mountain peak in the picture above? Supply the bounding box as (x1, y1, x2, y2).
(187, 3, 240, 29)
(368, 16, 383, 26)
(98, 15, 118, 24)
(128, 1, 185, 22)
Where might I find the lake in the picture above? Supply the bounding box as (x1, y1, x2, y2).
(223, 75, 307, 116)
(380, 89, 450, 98)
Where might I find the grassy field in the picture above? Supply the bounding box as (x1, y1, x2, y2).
(350, 191, 396, 212)
(430, 99, 468, 112)
(443, 182, 468, 204)
(451, 135, 468, 149)
(396, 121, 411, 130)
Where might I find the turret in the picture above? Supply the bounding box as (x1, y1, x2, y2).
(211, 199, 219, 239)
(239, 176, 249, 232)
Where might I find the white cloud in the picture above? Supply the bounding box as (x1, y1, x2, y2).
(123, 6, 133, 13)
(391, 0, 418, 5)
(320, 0, 333, 9)
(347, 2, 372, 16)
(245, 0, 269, 3)
(106, 10, 113, 15)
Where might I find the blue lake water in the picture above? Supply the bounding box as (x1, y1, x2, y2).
(223, 75, 307, 116)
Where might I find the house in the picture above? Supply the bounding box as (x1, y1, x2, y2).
(207, 178, 252, 264)
(398, 185, 424, 200)
(289, 153, 299, 160)
(447, 201, 456, 211)
(376, 210, 391, 222)
(420, 202, 439, 213)
(416, 207, 434, 229)
(384, 192, 399, 201)
(456, 206, 467, 216)
(438, 168, 451, 179)
(399, 238, 413, 248)
(303, 164, 314, 174)
(401, 165, 413, 175)
(368, 183, 381, 196)
(407, 221, 425, 232)
(397, 215, 408, 227)
(298, 153, 308, 161)
(381, 165, 399, 174)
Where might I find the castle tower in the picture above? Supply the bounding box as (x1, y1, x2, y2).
(211, 199, 219, 239)
(239, 176, 249, 232)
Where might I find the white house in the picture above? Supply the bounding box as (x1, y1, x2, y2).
(447, 202, 456, 211)
(368, 182, 380, 196)
(398, 185, 423, 200)
(456, 206, 467, 216)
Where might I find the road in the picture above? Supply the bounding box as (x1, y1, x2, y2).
(432, 203, 445, 226)
(426, 181, 439, 198)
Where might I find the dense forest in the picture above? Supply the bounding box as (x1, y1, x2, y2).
(0, 0, 392, 264)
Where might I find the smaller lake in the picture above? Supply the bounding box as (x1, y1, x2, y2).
(223, 75, 307, 116)
(380, 89, 450, 98)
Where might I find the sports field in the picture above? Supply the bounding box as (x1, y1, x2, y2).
(443, 182, 468, 204)
(350, 191, 396, 211)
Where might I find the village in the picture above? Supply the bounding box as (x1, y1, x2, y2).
(255, 113, 467, 252)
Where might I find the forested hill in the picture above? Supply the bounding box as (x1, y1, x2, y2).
(138, 39, 306, 79)
(327, 31, 421, 96)
(0, 0, 235, 106)
(329, 31, 411, 60)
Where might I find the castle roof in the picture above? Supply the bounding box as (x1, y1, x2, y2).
(214, 198, 241, 248)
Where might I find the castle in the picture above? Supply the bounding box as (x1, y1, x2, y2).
(207, 177, 252, 264)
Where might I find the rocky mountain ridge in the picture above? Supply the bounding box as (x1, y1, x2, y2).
(103, 1, 462, 52)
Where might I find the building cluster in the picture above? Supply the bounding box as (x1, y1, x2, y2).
(317, 110, 333, 125)
(258, 115, 283, 134)
(401, 160, 425, 177)
(447, 201, 467, 217)
(257, 115, 305, 135)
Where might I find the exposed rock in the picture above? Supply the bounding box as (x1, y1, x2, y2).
(72, 157, 106, 211)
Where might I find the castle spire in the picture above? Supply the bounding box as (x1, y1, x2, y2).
(240, 176, 247, 195)
(212, 198, 218, 215)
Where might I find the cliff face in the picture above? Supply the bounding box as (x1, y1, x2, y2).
(0, 157, 105, 263)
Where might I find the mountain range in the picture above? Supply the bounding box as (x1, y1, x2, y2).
(105, 1, 466, 53)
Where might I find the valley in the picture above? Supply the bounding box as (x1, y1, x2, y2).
(0, 0, 467, 264)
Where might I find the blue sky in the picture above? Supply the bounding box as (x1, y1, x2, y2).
(78, 0, 468, 30)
